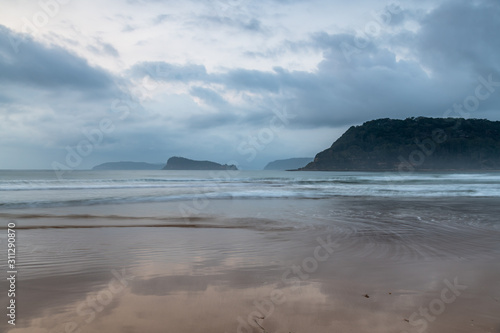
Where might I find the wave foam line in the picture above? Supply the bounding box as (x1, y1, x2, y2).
(0, 213, 210, 221)
(0, 223, 247, 230)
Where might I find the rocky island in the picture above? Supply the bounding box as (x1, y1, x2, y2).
(264, 158, 313, 170)
(92, 161, 164, 170)
(300, 117, 500, 171)
(163, 157, 238, 170)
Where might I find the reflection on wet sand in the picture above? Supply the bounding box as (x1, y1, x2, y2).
(2, 198, 500, 333)
(6, 259, 500, 333)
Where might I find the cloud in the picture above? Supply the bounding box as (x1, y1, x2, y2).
(190, 86, 228, 107)
(198, 15, 265, 33)
(415, 0, 500, 76)
(101, 42, 120, 58)
(128, 1, 500, 130)
(220, 69, 280, 92)
(1, 0, 500, 169)
(87, 39, 120, 58)
(122, 24, 136, 32)
(152, 14, 170, 25)
(0, 25, 129, 168)
(0, 25, 117, 95)
(129, 62, 208, 82)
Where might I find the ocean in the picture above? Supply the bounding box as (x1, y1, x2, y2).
(1, 170, 500, 333)
(2, 170, 500, 209)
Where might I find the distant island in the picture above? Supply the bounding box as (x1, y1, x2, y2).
(92, 161, 164, 170)
(264, 158, 313, 170)
(163, 157, 238, 170)
(300, 117, 500, 171)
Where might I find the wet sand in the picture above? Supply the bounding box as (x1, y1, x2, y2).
(1, 197, 500, 333)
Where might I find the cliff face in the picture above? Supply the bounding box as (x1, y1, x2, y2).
(301, 117, 500, 171)
(163, 157, 238, 170)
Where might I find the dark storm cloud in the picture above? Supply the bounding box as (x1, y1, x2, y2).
(0, 25, 117, 95)
(414, 0, 500, 76)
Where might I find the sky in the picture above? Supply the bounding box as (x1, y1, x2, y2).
(0, 0, 499, 170)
